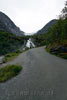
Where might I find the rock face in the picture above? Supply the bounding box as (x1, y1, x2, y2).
(0, 12, 24, 36)
(50, 45, 67, 54)
(37, 19, 57, 34)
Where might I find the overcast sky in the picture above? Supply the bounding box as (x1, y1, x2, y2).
(0, 0, 65, 35)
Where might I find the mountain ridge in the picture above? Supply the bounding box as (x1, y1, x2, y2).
(37, 19, 57, 34)
(0, 11, 24, 36)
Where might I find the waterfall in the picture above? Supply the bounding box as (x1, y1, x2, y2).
(26, 38, 35, 48)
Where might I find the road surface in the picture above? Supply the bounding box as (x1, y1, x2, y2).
(0, 47, 67, 100)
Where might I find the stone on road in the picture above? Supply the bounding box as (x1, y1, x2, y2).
(0, 47, 67, 100)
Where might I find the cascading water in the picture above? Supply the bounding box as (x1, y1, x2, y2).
(26, 38, 35, 48)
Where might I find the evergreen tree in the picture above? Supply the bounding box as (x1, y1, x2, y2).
(61, 0, 67, 19)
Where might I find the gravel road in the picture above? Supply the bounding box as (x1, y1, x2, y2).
(0, 47, 67, 100)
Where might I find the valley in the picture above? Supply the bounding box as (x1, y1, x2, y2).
(0, 1, 67, 100)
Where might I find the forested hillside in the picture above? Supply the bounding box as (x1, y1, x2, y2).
(32, 1, 67, 59)
(0, 31, 27, 55)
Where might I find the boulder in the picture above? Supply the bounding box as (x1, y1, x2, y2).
(50, 45, 67, 54)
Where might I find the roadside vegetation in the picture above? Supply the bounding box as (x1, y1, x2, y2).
(32, 1, 67, 59)
(0, 64, 22, 82)
(4, 48, 30, 63)
(5, 52, 21, 62)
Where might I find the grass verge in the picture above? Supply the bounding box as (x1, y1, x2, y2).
(0, 64, 22, 82)
(56, 53, 67, 59)
(5, 49, 30, 63)
(5, 52, 20, 62)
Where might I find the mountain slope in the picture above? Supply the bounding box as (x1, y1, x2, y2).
(37, 19, 57, 34)
(0, 12, 24, 36)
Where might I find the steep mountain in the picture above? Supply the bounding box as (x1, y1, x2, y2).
(0, 12, 24, 36)
(37, 19, 57, 34)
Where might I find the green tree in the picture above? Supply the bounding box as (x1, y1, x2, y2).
(61, 0, 67, 19)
